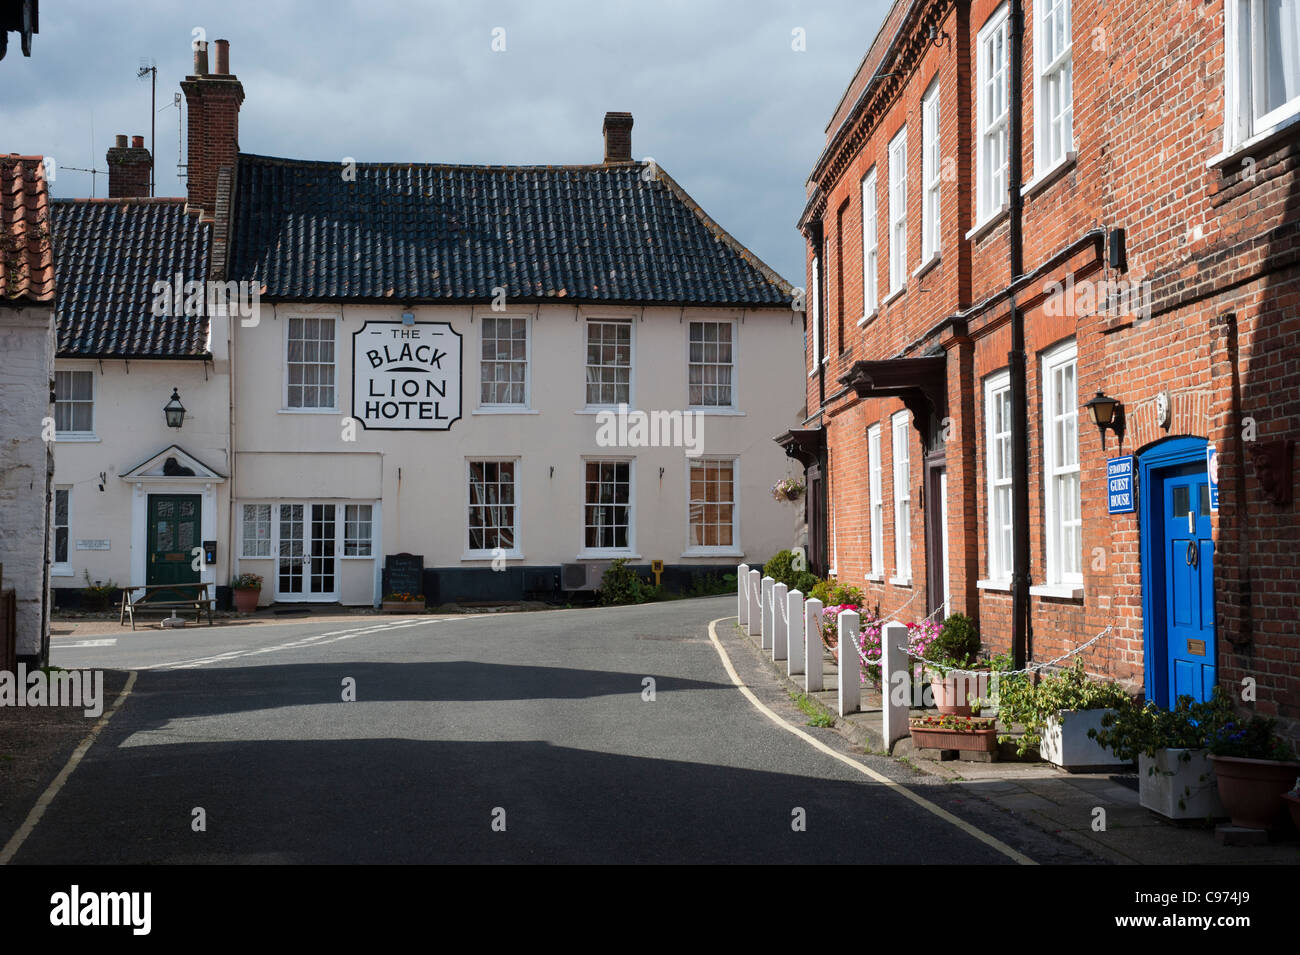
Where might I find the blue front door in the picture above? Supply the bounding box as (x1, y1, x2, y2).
(1142, 437, 1217, 707)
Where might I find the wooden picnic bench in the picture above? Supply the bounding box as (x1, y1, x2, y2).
(119, 582, 214, 630)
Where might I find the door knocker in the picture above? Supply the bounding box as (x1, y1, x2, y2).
(1186, 540, 1198, 568)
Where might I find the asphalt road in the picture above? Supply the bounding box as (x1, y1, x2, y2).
(11, 597, 1085, 864)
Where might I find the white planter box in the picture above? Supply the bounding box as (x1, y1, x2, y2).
(1041, 708, 1130, 770)
(1138, 748, 1224, 820)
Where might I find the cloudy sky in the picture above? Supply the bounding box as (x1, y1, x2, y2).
(4, 0, 887, 284)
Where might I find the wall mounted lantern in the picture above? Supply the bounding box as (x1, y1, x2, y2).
(1084, 391, 1125, 450)
(164, 388, 186, 429)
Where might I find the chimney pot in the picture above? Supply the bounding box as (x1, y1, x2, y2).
(131, 135, 144, 148)
(602, 111, 634, 163)
(214, 39, 229, 75)
(106, 137, 152, 199)
(115, 134, 128, 148)
(193, 40, 208, 76)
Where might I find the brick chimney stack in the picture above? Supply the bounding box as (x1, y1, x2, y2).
(106, 134, 152, 198)
(602, 112, 633, 163)
(181, 37, 244, 218)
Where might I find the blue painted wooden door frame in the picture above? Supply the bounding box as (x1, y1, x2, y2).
(1139, 436, 1214, 706)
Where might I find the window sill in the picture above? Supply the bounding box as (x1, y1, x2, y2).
(1022, 151, 1077, 198)
(473, 407, 539, 415)
(883, 285, 906, 307)
(461, 551, 525, 562)
(574, 407, 634, 416)
(1208, 110, 1300, 170)
(576, 551, 640, 561)
(912, 254, 941, 281)
(864, 573, 884, 583)
(1030, 582, 1084, 600)
(51, 564, 75, 577)
(55, 433, 99, 443)
(278, 408, 340, 415)
(976, 578, 1011, 592)
(340, 554, 376, 560)
(682, 547, 744, 558)
(889, 576, 912, 588)
(966, 205, 1009, 242)
(687, 408, 745, 416)
(857, 310, 878, 329)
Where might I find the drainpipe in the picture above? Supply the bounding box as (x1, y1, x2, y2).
(1008, 0, 1030, 670)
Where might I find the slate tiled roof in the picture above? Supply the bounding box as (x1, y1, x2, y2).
(0, 155, 55, 304)
(50, 198, 211, 357)
(229, 154, 793, 307)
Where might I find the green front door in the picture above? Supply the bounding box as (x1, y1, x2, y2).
(147, 494, 201, 596)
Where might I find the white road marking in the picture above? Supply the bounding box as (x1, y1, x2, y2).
(53, 638, 117, 648)
(139, 617, 444, 670)
(0, 670, 138, 865)
(706, 616, 1036, 866)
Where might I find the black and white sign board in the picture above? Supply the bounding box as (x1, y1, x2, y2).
(352, 321, 462, 431)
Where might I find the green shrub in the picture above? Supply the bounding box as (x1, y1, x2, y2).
(762, 550, 807, 591)
(808, 576, 866, 607)
(597, 559, 661, 606)
(997, 660, 1133, 756)
(923, 613, 981, 668)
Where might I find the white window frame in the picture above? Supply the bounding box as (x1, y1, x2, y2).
(282, 315, 339, 413)
(464, 458, 522, 560)
(684, 456, 741, 557)
(891, 410, 912, 583)
(977, 5, 1011, 225)
(860, 168, 879, 321)
(584, 319, 634, 410)
(1224, 0, 1300, 152)
(921, 82, 942, 263)
(887, 128, 909, 296)
(809, 255, 822, 375)
(478, 315, 531, 410)
(52, 486, 73, 575)
(686, 319, 738, 410)
(1034, 0, 1074, 174)
(343, 503, 374, 558)
(1041, 340, 1082, 587)
(53, 368, 96, 439)
(240, 503, 273, 558)
(867, 424, 884, 578)
(579, 457, 636, 558)
(984, 372, 1013, 584)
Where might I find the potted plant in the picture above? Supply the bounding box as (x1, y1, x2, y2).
(998, 660, 1132, 769)
(921, 614, 982, 716)
(771, 477, 805, 502)
(230, 573, 263, 613)
(1089, 692, 1232, 820)
(1283, 780, 1300, 831)
(382, 591, 426, 613)
(909, 713, 999, 755)
(1206, 712, 1300, 831)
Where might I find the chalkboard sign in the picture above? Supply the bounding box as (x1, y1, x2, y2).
(385, 553, 424, 597)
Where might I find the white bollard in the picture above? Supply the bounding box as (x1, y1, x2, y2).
(881, 621, 910, 750)
(760, 576, 774, 649)
(804, 598, 824, 692)
(787, 589, 805, 675)
(737, 563, 749, 627)
(772, 582, 788, 662)
(837, 609, 861, 716)
(747, 570, 761, 636)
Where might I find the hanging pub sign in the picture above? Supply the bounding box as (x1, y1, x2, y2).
(352, 321, 462, 431)
(1107, 455, 1135, 514)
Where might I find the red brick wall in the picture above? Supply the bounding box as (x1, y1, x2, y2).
(801, 0, 1300, 737)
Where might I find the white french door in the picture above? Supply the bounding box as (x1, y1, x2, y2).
(277, 503, 338, 600)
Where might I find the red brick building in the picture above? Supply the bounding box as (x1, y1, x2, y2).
(785, 0, 1299, 735)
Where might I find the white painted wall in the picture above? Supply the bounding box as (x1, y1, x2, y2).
(0, 306, 55, 658)
(230, 302, 807, 603)
(50, 351, 231, 598)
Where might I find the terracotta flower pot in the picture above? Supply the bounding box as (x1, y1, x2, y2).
(930, 675, 973, 716)
(232, 587, 260, 613)
(910, 725, 998, 753)
(1208, 755, 1300, 830)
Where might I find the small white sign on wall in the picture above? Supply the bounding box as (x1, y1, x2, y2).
(75, 539, 111, 551)
(351, 321, 462, 431)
